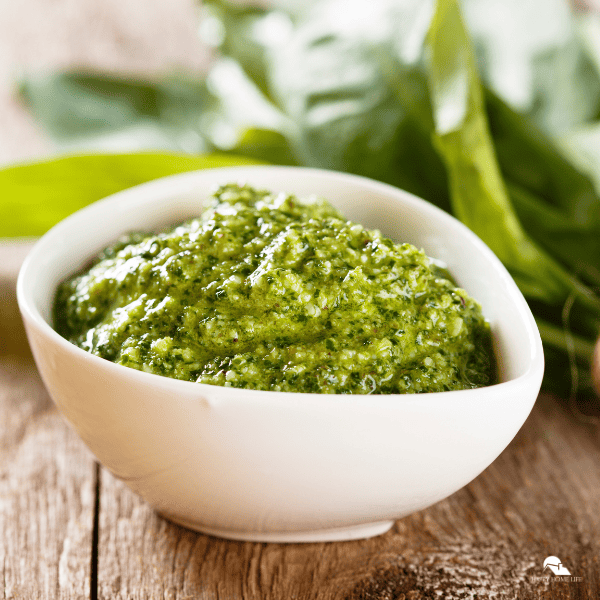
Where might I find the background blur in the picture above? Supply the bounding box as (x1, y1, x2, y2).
(0, 0, 209, 165)
(4, 0, 600, 402)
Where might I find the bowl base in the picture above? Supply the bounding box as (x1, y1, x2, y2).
(160, 513, 395, 543)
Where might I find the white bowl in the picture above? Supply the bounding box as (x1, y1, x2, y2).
(17, 166, 544, 542)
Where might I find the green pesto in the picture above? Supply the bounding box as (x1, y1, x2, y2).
(54, 184, 495, 394)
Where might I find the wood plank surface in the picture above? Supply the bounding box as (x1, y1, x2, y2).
(94, 393, 600, 600)
(0, 242, 96, 599)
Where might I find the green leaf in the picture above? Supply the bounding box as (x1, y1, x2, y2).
(203, 58, 293, 150)
(487, 91, 600, 226)
(18, 71, 214, 153)
(426, 0, 600, 403)
(200, 0, 322, 99)
(263, 0, 449, 203)
(461, 0, 600, 135)
(485, 89, 600, 313)
(270, 14, 403, 175)
(560, 121, 600, 196)
(200, 0, 274, 99)
(485, 92, 600, 284)
(425, 0, 600, 313)
(530, 34, 600, 134)
(0, 152, 262, 237)
(578, 11, 600, 79)
(508, 183, 600, 286)
(229, 128, 298, 166)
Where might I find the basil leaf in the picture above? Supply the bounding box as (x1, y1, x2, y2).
(229, 128, 298, 166)
(461, 0, 600, 134)
(263, 0, 450, 204)
(425, 0, 600, 312)
(487, 91, 600, 225)
(0, 152, 261, 237)
(507, 183, 600, 286)
(18, 72, 214, 153)
(483, 93, 600, 282)
(201, 0, 273, 99)
(560, 121, 600, 196)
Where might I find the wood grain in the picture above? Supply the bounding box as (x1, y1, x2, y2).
(95, 392, 600, 600)
(0, 243, 96, 600)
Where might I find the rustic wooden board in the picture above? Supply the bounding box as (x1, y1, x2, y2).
(95, 392, 600, 600)
(0, 242, 96, 600)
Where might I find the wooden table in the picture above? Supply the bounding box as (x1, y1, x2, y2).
(1, 242, 599, 599)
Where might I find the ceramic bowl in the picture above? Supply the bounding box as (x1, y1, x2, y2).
(17, 166, 544, 542)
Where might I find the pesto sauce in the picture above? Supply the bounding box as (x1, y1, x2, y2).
(54, 184, 495, 394)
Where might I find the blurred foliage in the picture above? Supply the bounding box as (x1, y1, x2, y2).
(0, 152, 261, 237)
(7, 0, 600, 403)
(18, 72, 214, 153)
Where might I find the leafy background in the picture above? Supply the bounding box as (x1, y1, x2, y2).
(3, 0, 600, 407)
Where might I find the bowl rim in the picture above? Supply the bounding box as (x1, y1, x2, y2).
(16, 164, 544, 405)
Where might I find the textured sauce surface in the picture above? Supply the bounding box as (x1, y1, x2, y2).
(54, 184, 495, 393)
